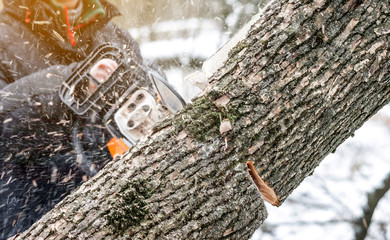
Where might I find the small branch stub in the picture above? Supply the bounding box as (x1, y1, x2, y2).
(246, 161, 280, 206)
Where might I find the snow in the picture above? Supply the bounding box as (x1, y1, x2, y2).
(130, 18, 228, 61)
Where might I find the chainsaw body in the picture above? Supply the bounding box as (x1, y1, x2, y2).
(60, 44, 186, 151)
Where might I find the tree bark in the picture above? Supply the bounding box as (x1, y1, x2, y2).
(13, 0, 390, 239)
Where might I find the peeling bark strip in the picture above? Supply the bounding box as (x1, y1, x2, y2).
(14, 0, 390, 239)
(246, 161, 280, 206)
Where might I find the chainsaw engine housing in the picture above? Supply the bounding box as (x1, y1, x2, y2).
(60, 44, 186, 148)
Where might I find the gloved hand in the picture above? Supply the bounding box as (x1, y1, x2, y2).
(88, 58, 118, 93)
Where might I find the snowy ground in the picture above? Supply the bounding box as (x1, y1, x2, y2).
(131, 19, 390, 240)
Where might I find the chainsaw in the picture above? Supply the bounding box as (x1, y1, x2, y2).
(60, 43, 186, 158)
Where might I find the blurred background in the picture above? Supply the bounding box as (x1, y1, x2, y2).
(1, 1, 389, 239)
(109, 0, 266, 101)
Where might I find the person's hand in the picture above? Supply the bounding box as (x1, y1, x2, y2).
(88, 58, 118, 93)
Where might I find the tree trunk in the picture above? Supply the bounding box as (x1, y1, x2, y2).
(13, 0, 390, 239)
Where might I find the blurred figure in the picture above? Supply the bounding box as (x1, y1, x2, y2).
(0, 0, 144, 238)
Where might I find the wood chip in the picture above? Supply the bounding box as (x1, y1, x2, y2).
(214, 95, 231, 107)
(219, 119, 232, 134)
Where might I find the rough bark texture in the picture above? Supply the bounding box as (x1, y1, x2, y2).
(13, 0, 390, 239)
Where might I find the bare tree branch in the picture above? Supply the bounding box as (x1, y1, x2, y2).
(355, 172, 390, 240)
